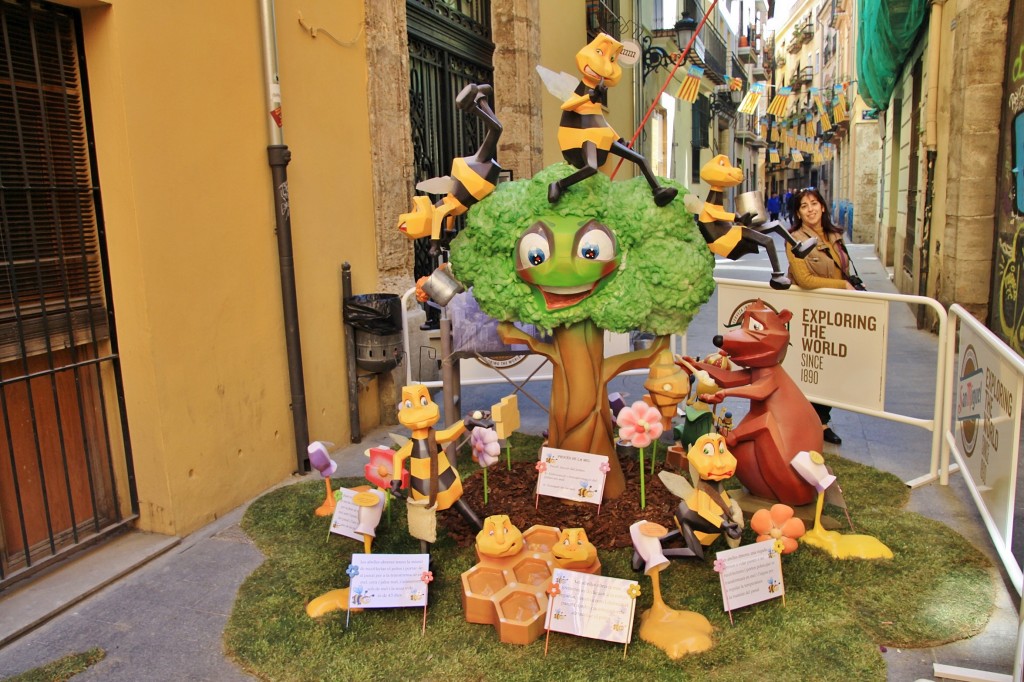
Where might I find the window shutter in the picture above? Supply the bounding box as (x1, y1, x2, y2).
(0, 1, 108, 363)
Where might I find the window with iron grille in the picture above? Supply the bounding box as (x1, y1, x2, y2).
(586, 0, 620, 42)
(692, 94, 710, 148)
(0, 0, 108, 363)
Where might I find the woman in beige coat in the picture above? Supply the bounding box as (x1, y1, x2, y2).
(785, 188, 857, 445)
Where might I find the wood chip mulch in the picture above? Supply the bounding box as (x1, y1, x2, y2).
(439, 451, 682, 550)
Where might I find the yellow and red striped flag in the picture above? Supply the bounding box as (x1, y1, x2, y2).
(812, 87, 832, 131)
(738, 83, 765, 115)
(832, 84, 848, 123)
(675, 65, 704, 103)
(766, 86, 791, 117)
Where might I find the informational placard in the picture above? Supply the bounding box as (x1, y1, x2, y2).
(535, 447, 608, 505)
(346, 553, 430, 609)
(716, 281, 889, 411)
(544, 568, 638, 645)
(329, 488, 365, 542)
(953, 325, 1024, 544)
(715, 542, 785, 615)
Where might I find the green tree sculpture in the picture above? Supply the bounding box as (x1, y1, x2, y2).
(450, 164, 715, 498)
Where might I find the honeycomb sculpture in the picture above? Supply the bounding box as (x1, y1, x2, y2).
(460, 525, 602, 645)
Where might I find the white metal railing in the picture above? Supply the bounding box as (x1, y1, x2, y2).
(941, 304, 1024, 596)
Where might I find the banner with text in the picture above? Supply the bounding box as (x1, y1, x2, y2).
(715, 283, 889, 412)
(953, 323, 1024, 544)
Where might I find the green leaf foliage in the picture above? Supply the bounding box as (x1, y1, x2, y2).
(449, 164, 715, 335)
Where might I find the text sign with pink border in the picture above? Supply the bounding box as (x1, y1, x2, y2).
(535, 447, 608, 505)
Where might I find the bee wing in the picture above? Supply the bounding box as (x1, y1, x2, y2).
(536, 64, 579, 102)
(683, 192, 705, 215)
(657, 470, 695, 500)
(388, 432, 410, 448)
(416, 175, 455, 195)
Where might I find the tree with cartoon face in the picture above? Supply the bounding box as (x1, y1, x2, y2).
(449, 164, 715, 499)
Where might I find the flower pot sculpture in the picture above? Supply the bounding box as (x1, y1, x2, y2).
(450, 165, 715, 501)
(629, 520, 713, 659)
(679, 300, 821, 506)
(792, 451, 893, 560)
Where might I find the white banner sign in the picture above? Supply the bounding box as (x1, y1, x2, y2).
(953, 325, 1024, 544)
(535, 447, 608, 505)
(544, 568, 638, 644)
(715, 283, 889, 411)
(347, 553, 430, 609)
(715, 541, 785, 612)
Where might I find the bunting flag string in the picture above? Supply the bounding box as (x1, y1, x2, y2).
(811, 87, 832, 131)
(675, 65, 704, 103)
(738, 82, 764, 115)
(832, 84, 848, 123)
(765, 86, 791, 116)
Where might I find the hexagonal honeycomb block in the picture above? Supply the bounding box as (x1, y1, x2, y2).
(459, 524, 602, 645)
(495, 588, 545, 645)
(461, 564, 509, 625)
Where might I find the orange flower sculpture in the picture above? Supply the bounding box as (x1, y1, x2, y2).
(750, 504, 806, 555)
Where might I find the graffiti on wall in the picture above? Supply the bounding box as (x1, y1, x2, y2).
(994, 24, 1024, 353)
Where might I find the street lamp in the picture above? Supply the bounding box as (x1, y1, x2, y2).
(674, 12, 698, 52)
(641, 12, 702, 82)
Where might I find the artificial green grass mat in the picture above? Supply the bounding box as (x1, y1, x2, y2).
(225, 436, 993, 682)
(5, 648, 105, 682)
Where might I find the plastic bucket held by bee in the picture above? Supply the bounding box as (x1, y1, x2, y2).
(735, 191, 768, 226)
(422, 264, 465, 306)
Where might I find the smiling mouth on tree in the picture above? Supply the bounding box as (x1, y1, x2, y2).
(539, 283, 597, 310)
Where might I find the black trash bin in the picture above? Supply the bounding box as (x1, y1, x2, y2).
(343, 293, 404, 373)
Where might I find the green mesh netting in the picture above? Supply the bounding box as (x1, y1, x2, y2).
(857, 0, 929, 109)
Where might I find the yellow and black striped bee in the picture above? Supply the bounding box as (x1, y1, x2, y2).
(398, 83, 502, 242)
(539, 34, 676, 207)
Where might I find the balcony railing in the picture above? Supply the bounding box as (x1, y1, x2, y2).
(735, 113, 766, 147)
(687, 15, 728, 84)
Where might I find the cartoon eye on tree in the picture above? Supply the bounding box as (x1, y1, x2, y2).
(449, 164, 716, 499)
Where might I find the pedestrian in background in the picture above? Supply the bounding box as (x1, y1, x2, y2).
(782, 188, 793, 221)
(766, 193, 781, 222)
(784, 187, 860, 446)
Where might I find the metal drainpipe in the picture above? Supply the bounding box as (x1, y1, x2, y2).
(259, 0, 310, 472)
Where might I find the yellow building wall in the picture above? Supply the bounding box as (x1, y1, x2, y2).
(77, 1, 377, 535)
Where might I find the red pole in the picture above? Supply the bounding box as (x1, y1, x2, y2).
(611, 0, 721, 179)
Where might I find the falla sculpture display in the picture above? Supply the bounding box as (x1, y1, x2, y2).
(678, 300, 822, 506)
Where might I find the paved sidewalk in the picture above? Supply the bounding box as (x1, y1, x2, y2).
(0, 239, 1018, 681)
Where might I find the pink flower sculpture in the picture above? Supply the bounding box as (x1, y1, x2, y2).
(471, 426, 501, 468)
(616, 400, 664, 449)
(750, 504, 806, 555)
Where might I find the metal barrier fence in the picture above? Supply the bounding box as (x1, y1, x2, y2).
(942, 304, 1024, 596)
(713, 278, 950, 487)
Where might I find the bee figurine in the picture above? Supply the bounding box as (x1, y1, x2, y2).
(538, 33, 677, 207)
(693, 155, 817, 290)
(398, 83, 503, 242)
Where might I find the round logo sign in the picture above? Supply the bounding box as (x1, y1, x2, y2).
(956, 344, 982, 458)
